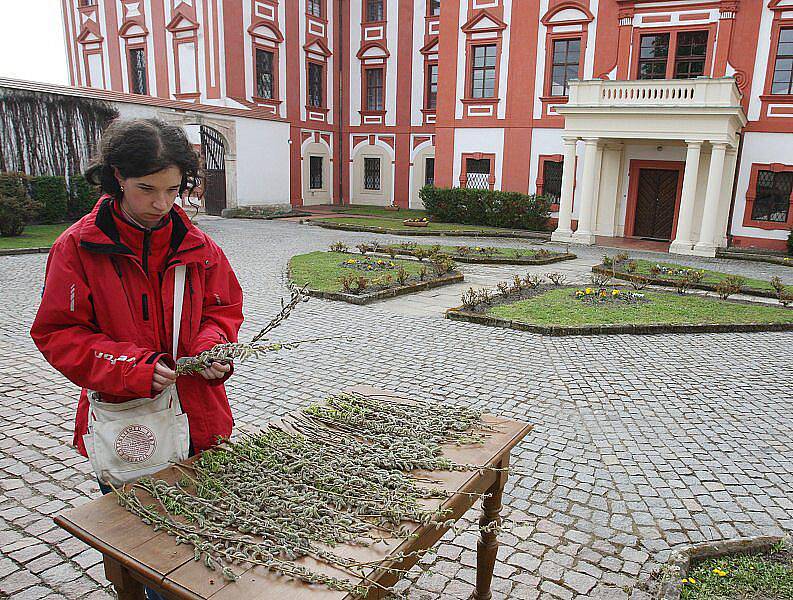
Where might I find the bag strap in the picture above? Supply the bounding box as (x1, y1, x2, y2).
(172, 265, 186, 359)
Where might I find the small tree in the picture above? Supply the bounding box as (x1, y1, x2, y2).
(0, 173, 41, 237)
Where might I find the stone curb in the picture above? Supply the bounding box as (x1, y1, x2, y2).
(0, 246, 52, 256)
(299, 272, 464, 305)
(304, 219, 552, 240)
(445, 306, 793, 336)
(591, 265, 778, 299)
(656, 535, 788, 600)
(716, 249, 793, 267)
(357, 249, 577, 266)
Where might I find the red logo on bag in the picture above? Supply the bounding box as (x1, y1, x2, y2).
(115, 425, 157, 463)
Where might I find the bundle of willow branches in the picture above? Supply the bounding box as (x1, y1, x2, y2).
(175, 284, 312, 376)
(114, 392, 501, 597)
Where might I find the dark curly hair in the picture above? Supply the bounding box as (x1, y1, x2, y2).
(84, 118, 200, 199)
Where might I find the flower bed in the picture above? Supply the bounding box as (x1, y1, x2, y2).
(593, 255, 787, 299)
(289, 250, 463, 305)
(355, 241, 575, 265)
(445, 281, 793, 336)
(651, 536, 791, 600)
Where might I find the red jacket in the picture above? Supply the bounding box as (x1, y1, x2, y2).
(30, 196, 244, 457)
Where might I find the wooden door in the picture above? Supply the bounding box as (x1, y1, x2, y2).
(633, 168, 679, 240)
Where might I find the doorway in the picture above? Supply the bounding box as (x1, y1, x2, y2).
(200, 125, 227, 216)
(625, 160, 684, 241)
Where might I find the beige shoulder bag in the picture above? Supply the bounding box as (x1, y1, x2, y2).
(83, 265, 191, 487)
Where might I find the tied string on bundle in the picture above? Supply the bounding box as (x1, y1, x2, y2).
(174, 284, 336, 376)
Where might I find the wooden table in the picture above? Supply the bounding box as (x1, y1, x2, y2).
(55, 387, 531, 600)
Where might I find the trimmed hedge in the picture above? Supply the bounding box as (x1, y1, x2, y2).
(419, 186, 552, 231)
(0, 171, 100, 226)
(30, 176, 68, 223)
(788, 229, 792, 256)
(68, 174, 101, 219)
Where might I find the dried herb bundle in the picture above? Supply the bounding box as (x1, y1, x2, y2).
(114, 392, 500, 597)
(175, 284, 311, 376)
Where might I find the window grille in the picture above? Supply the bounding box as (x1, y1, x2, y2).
(465, 158, 490, 190)
(309, 156, 323, 190)
(129, 48, 148, 94)
(424, 158, 435, 187)
(542, 160, 563, 201)
(255, 49, 274, 99)
(751, 170, 793, 223)
(308, 63, 323, 107)
(364, 157, 381, 190)
(366, 0, 384, 22)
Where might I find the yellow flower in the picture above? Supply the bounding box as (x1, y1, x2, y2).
(612, 289, 620, 296)
(712, 568, 728, 577)
(585, 288, 592, 294)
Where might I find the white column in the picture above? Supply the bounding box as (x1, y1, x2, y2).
(551, 137, 578, 243)
(692, 142, 728, 257)
(669, 140, 703, 255)
(571, 137, 599, 244)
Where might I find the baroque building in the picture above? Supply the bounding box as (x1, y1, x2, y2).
(61, 0, 793, 255)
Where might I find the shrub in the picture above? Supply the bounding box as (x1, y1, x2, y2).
(0, 174, 41, 237)
(30, 175, 68, 223)
(545, 272, 567, 286)
(431, 256, 455, 276)
(68, 174, 101, 219)
(419, 185, 552, 231)
(788, 229, 793, 256)
(396, 266, 409, 285)
(329, 241, 349, 253)
(715, 275, 745, 300)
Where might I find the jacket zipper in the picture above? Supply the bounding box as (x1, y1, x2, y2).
(142, 230, 151, 274)
(141, 293, 149, 321)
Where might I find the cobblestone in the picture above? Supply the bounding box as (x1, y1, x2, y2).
(0, 217, 791, 599)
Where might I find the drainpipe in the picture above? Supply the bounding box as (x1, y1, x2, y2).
(725, 132, 743, 250)
(336, 0, 344, 205)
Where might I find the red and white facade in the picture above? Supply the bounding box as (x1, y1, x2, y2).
(61, 0, 793, 254)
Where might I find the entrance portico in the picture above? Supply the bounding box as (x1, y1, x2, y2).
(551, 78, 746, 257)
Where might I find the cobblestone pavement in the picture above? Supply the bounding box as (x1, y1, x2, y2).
(1, 217, 791, 600)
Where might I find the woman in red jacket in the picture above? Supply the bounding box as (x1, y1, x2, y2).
(30, 118, 243, 481)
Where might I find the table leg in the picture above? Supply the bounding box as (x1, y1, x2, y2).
(472, 456, 509, 600)
(104, 555, 146, 600)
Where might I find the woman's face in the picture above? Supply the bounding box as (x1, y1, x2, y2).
(115, 165, 182, 228)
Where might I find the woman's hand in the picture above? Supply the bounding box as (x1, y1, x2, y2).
(199, 361, 231, 381)
(152, 361, 177, 393)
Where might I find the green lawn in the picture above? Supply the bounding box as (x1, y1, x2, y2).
(488, 287, 793, 327)
(681, 547, 793, 599)
(613, 259, 776, 292)
(311, 216, 516, 233)
(289, 251, 430, 292)
(331, 204, 428, 220)
(0, 223, 70, 249)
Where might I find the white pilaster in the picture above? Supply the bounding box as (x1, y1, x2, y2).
(669, 140, 703, 255)
(692, 142, 728, 257)
(570, 137, 599, 245)
(550, 137, 577, 243)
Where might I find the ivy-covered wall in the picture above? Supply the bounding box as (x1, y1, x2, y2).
(0, 88, 118, 177)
